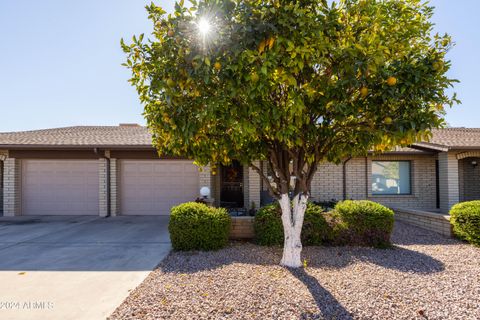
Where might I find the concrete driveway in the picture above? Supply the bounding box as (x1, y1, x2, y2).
(0, 216, 171, 320)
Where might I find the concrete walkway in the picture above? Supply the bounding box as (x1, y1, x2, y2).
(0, 216, 171, 320)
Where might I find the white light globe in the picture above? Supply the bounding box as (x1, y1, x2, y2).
(200, 186, 211, 198)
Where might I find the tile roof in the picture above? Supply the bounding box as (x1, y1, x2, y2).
(0, 126, 153, 148)
(0, 126, 479, 151)
(413, 128, 480, 150)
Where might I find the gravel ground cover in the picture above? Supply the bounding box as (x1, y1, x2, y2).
(109, 221, 480, 320)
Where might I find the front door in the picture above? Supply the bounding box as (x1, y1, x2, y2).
(220, 161, 244, 208)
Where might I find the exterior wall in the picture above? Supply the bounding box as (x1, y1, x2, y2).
(458, 159, 465, 202)
(213, 170, 221, 206)
(311, 161, 344, 202)
(394, 208, 452, 237)
(99, 158, 108, 217)
(0, 152, 5, 215)
(310, 154, 437, 210)
(368, 154, 437, 210)
(460, 157, 480, 201)
(110, 158, 119, 216)
(438, 152, 459, 213)
(230, 216, 254, 239)
(0, 148, 446, 216)
(247, 162, 261, 210)
(3, 158, 21, 216)
(0, 161, 3, 215)
(243, 165, 249, 209)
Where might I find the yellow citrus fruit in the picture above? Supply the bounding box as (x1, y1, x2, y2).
(251, 72, 259, 82)
(360, 87, 368, 97)
(384, 116, 393, 124)
(214, 62, 221, 71)
(386, 76, 397, 86)
(267, 37, 275, 49)
(432, 60, 444, 72)
(166, 78, 175, 88)
(258, 40, 266, 54)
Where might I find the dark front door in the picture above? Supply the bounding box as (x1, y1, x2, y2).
(220, 161, 244, 208)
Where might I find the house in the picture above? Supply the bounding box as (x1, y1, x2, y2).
(0, 125, 479, 224)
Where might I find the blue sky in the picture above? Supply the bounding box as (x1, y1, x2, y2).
(0, 0, 477, 132)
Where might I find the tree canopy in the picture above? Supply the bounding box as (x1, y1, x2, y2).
(123, 0, 457, 197)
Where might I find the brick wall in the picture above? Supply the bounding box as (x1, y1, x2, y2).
(460, 157, 480, 201)
(309, 154, 438, 210)
(243, 165, 249, 208)
(98, 158, 108, 217)
(394, 208, 452, 237)
(230, 216, 254, 239)
(438, 152, 459, 213)
(110, 158, 119, 216)
(247, 161, 261, 210)
(3, 158, 21, 216)
(0, 151, 7, 215)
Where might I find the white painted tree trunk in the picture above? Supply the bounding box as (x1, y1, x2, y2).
(278, 193, 309, 268)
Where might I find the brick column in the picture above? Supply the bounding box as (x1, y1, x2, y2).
(98, 158, 108, 217)
(199, 165, 214, 201)
(3, 158, 21, 216)
(0, 153, 5, 215)
(247, 162, 261, 210)
(438, 152, 459, 214)
(110, 158, 119, 216)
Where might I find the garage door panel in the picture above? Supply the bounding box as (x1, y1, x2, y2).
(22, 160, 99, 216)
(120, 160, 199, 215)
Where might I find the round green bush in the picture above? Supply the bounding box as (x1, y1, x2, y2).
(169, 202, 231, 251)
(333, 200, 394, 248)
(253, 202, 333, 246)
(450, 201, 480, 246)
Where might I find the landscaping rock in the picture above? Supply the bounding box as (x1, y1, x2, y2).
(109, 221, 480, 320)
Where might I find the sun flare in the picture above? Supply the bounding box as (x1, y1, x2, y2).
(197, 18, 211, 36)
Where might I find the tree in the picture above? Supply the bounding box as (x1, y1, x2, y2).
(122, 0, 458, 267)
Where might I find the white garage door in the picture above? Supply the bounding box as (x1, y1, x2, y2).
(22, 160, 99, 216)
(120, 160, 199, 215)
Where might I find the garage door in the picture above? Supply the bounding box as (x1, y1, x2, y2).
(22, 160, 99, 215)
(120, 160, 199, 215)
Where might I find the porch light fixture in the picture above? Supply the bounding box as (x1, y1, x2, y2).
(200, 186, 211, 199)
(472, 160, 478, 167)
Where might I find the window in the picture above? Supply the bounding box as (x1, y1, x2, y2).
(372, 161, 411, 195)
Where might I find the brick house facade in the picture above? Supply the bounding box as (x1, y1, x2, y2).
(1, 126, 479, 217)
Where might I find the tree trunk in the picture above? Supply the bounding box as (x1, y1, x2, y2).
(278, 192, 309, 268)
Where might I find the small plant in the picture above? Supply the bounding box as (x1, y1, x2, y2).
(333, 200, 394, 248)
(169, 202, 231, 251)
(450, 201, 480, 246)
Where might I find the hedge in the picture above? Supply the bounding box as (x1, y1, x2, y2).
(333, 200, 394, 248)
(254, 200, 394, 248)
(450, 201, 480, 246)
(169, 202, 231, 251)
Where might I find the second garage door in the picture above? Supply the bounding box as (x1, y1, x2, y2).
(119, 160, 199, 215)
(22, 160, 99, 215)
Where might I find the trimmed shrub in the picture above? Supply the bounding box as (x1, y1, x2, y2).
(302, 204, 335, 246)
(253, 202, 333, 246)
(333, 200, 394, 247)
(253, 203, 284, 246)
(169, 202, 231, 251)
(450, 201, 480, 246)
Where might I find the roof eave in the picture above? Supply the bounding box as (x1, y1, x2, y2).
(410, 143, 449, 152)
(0, 144, 156, 151)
